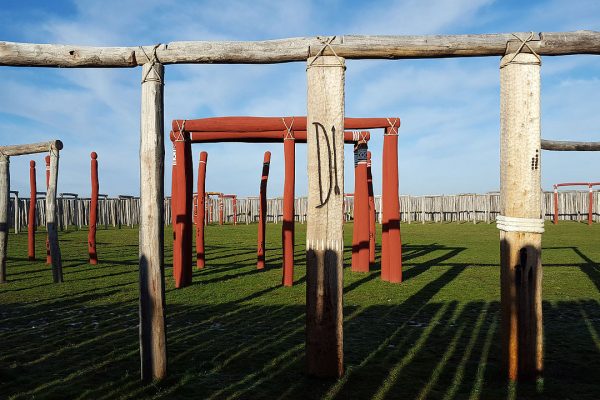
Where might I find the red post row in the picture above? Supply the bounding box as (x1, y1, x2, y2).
(196, 151, 208, 269)
(28, 160, 36, 261)
(88, 152, 99, 264)
(367, 151, 376, 267)
(257, 151, 271, 270)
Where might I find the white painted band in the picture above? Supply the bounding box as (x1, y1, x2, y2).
(496, 215, 545, 233)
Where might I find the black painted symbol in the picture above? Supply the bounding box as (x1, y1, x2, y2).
(313, 122, 340, 208)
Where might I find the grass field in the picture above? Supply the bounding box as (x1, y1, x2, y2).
(1, 221, 599, 399)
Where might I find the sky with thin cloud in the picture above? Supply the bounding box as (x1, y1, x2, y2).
(1, 0, 599, 197)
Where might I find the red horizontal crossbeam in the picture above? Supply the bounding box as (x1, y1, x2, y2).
(172, 116, 399, 133)
(170, 130, 370, 143)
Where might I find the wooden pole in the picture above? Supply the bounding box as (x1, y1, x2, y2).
(282, 129, 295, 286)
(139, 60, 167, 382)
(306, 53, 345, 378)
(541, 139, 600, 151)
(88, 152, 99, 264)
(499, 52, 543, 382)
(46, 147, 63, 283)
(588, 185, 593, 225)
(28, 160, 36, 260)
(12, 191, 19, 234)
(553, 187, 559, 224)
(196, 151, 207, 269)
(351, 140, 369, 272)
(218, 195, 224, 225)
(45, 155, 51, 265)
(171, 129, 193, 288)
(0, 154, 9, 283)
(367, 151, 376, 266)
(383, 122, 402, 283)
(257, 151, 271, 270)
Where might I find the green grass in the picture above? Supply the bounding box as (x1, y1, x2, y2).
(1, 221, 599, 399)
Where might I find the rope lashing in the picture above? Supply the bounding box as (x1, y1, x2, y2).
(352, 130, 369, 144)
(383, 118, 400, 136)
(496, 215, 545, 233)
(307, 36, 346, 70)
(140, 44, 163, 84)
(500, 32, 542, 69)
(282, 117, 295, 140)
(174, 120, 186, 142)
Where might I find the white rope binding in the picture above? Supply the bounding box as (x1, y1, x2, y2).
(496, 215, 545, 234)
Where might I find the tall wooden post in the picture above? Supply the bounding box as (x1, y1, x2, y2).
(499, 51, 543, 382)
(196, 151, 207, 269)
(0, 154, 9, 283)
(232, 196, 237, 225)
(171, 129, 193, 287)
(218, 195, 224, 225)
(367, 151, 376, 266)
(45, 155, 51, 265)
(88, 152, 99, 264)
(257, 151, 271, 270)
(28, 160, 36, 261)
(139, 59, 167, 381)
(13, 191, 19, 234)
(306, 53, 345, 378)
(282, 127, 295, 286)
(553, 186, 558, 225)
(588, 185, 593, 225)
(46, 147, 63, 283)
(351, 140, 369, 272)
(382, 121, 402, 283)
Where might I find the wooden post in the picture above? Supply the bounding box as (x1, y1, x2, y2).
(13, 191, 19, 234)
(218, 195, 224, 225)
(46, 147, 63, 283)
(382, 121, 402, 283)
(196, 151, 208, 269)
(351, 140, 369, 272)
(232, 196, 237, 225)
(257, 151, 271, 270)
(139, 60, 167, 382)
(45, 155, 51, 264)
(28, 160, 36, 261)
(0, 154, 9, 283)
(553, 187, 559, 225)
(282, 126, 295, 286)
(588, 185, 593, 225)
(171, 128, 193, 288)
(367, 151, 376, 266)
(499, 51, 543, 382)
(88, 152, 99, 264)
(306, 53, 345, 378)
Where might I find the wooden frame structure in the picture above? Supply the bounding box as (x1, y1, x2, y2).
(2, 30, 599, 382)
(0, 140, 63, 284)
(552, 182, 600, 225)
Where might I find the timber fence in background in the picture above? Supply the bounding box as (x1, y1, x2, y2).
(6, 190, 599, 230)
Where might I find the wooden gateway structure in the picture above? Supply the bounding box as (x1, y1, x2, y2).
(0, 140, 63, 283)
(2, 31, 600, 382)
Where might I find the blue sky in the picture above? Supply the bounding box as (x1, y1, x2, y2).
(0, 0, 599, 197)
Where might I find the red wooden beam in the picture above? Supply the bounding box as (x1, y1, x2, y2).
(171, 130, 370, 143)
(196, 152, 207, 268)
(282, 134, 295, 286)
(45, 155, 51, 265)
(88, 152, 99, 264)
(351, 141, 370, 272)
(28, 160, 36, 261)
(367, 151, 376, 266)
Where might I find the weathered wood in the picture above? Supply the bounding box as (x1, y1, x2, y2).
(541, 139, 600, 151)
(0, 140, 62, 156)
(499, 52, 543, 382)
(139, 61, 167, 382)
(1, 31, 599, 67)
(0, 154, 9, 283)
(257, 151, 271, 270)
(88, 152, 99, 264)
(306, 54, 345, 378)
(46, 148, 63, 283)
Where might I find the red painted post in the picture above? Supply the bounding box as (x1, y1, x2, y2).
(28, 160, 36, 261)
(196, 152, 207, 269)
(386, 122, 403, 283)
(232, 196, 237, 225)
(351, 139, 370, 272)
(589, 185, 593, 226)
(381, 135, 390, 281)
(45, 155, 51, 265)
(257, 151, 271, 270)
(282, 131, 295, 286)
(171, 131, 193, 288)
(218, 195, 224, 225)
(367, 151, 376, 267)
(88, 152, 99, 264)
(553, 186, 559, 225)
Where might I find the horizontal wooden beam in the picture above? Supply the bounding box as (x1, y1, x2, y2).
(0, 140, 63, 156)
(541, 139, 600, 151)
(181, 130, 370, 144)
(1, 31, 598, 68)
